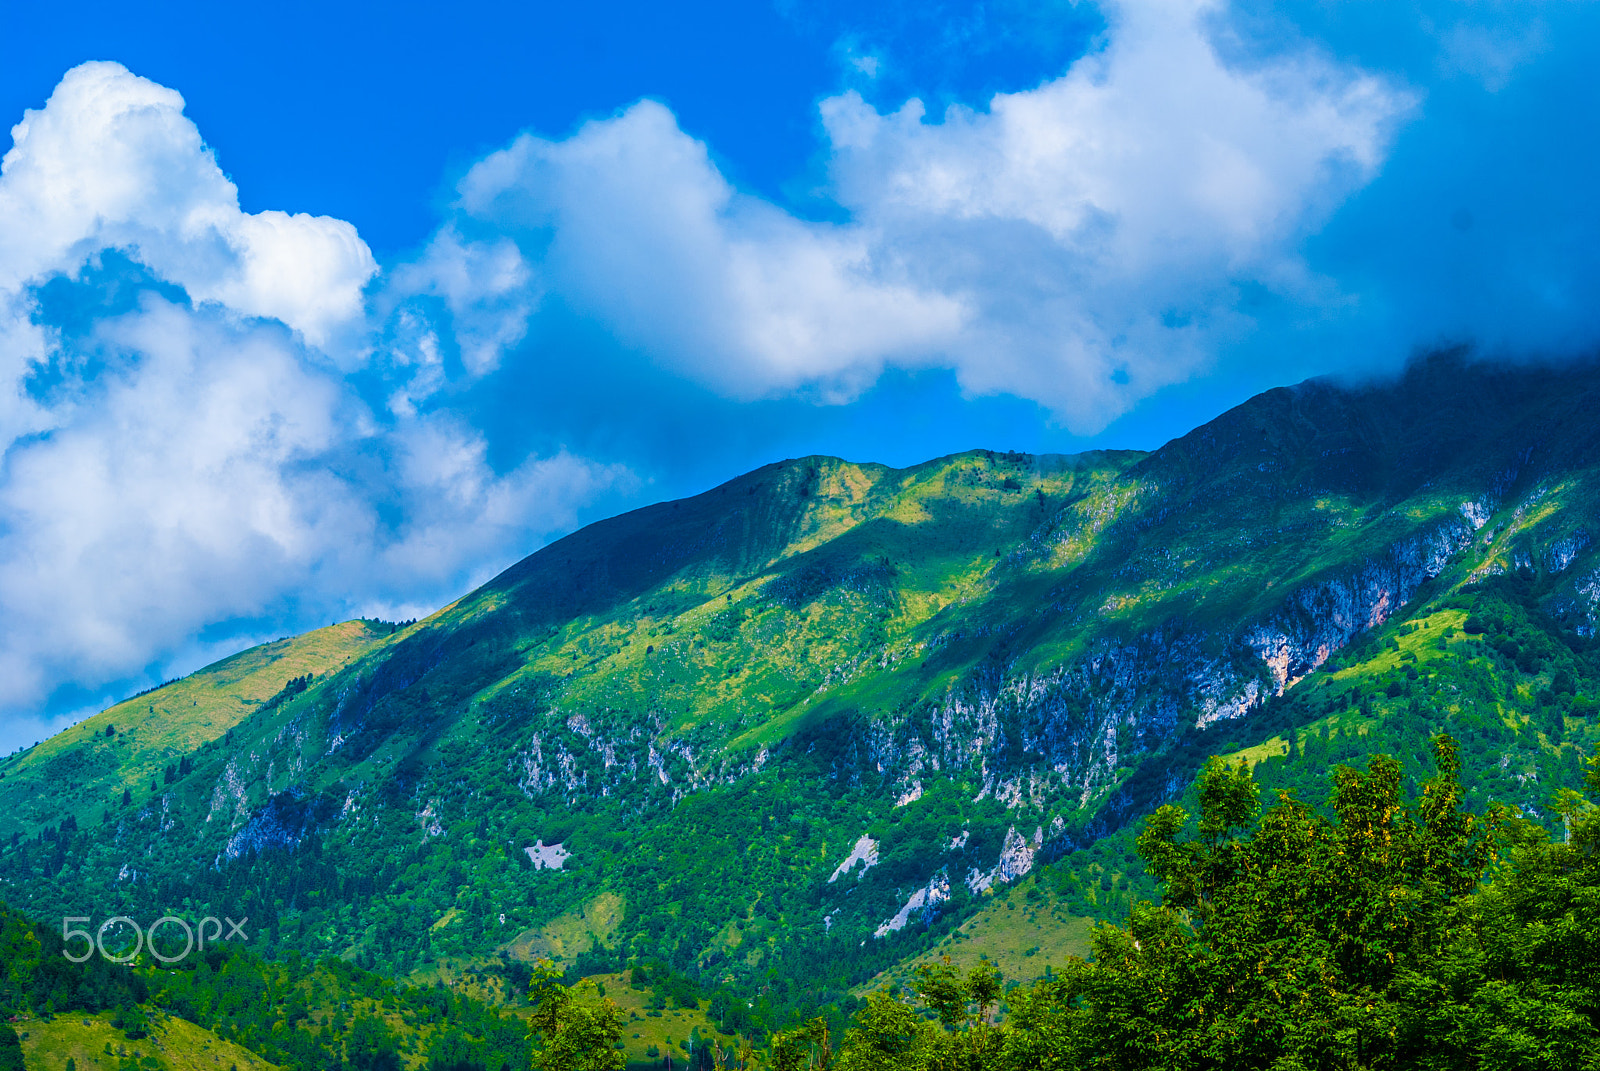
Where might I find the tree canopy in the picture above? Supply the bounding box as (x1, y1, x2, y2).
(822, 736, 1600, 1070)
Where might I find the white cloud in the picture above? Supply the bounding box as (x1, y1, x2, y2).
(0, 291, 622, 729)
(386, 225, 537, 377)
(450, 0, 1408, 428)
(455, 99, 967, 400)
(0, 301, 359, 698)
(0, 62, 377, 350)
(0, 63, 627, 743)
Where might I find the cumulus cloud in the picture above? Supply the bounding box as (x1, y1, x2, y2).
(0, 62, 376, 349)
(0, 301, 360, 699)
(447, 0, 1407, 427)
(0, 63, 626, 748)
(456, 100, 966, 400)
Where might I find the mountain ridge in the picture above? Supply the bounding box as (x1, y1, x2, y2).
(2, 351, 1597, 1052)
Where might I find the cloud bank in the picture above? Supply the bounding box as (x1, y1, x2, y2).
(450, 0, 1406, 427)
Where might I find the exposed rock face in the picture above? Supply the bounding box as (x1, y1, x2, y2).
(858, 627, 1212, 817)
(965, 826, 1040, 894)
(206, 757, 252, 828)
(514, 734, 582, 796)
(510, 719, 723, 806)
(1245, 517, 1477, 693)
(875, 871, 952, 938)
(416, 801, 444, 840)
(524, 840, 570, 870)
(1574, 572, 1600, 636)
(218, 790, 329, 863)
(1548, 530, 1590, 573)
(828, 834, 880, 884)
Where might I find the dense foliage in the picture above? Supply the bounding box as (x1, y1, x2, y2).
(817, 738, 1600, 1070)
(0, 909, 531, 1071)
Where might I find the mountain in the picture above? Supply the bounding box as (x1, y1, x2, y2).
(2, 350, 1598, 1054)
(0, 620, 393, 831)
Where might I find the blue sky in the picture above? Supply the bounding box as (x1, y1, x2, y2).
(0, 0, 1596, 746)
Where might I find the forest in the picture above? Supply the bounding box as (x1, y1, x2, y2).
(1, 731, 1595, 1069)
(810, 737, 1600, 1069)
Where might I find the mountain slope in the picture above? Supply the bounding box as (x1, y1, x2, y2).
(0, 620, 394, 830)
(20, 1010, 280, 1071)
(4, 351, 1600, 1011)
(0, 901, 536, 1071)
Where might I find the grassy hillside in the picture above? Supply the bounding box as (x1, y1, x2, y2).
(0, 620, 395, 832)
(586, 972, 730, 1069)
(861, 871, 1095, 1000)
(18, 1010, 278, 1071)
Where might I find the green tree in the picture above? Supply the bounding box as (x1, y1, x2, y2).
(769, 1018, 830, 1071)
(1104, 737, 1502, 1068)
(524, 968, 623, 1071)
(0, 1023, 22, 1071)
(966, 961, 1002, 1025)
(835, 994, 930, 1071)
(912, 961, 966, 1030)
(113, 1002, 151, 1041)
(1437, 767, 1600, 1066)
(428, 1028, 487, 1071)
(345, 1014, 402, 1071)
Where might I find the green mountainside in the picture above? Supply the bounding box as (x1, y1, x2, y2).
(0, 620, 393, 832)
(3, 352, 1600, 1060)
(0, 900, 534, 1071)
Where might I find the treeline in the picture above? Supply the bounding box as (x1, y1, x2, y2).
(360, 617, 420, 635)
(258, 672, 315, 716)
(807, 737, 1600, 1069)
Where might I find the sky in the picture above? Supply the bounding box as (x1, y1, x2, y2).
(0, 0, 1597, 748)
